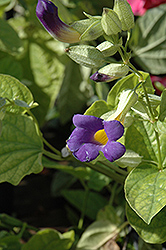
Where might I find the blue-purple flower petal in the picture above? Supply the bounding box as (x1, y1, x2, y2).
(67, 127, 94, 152)
(103, 120, 124, 141)
(102, 141, 126, 162)
(36, 0, 80, 43)
(73, 143, 101, 162)
(73, 114, 103, 132)
(90, 71, 113, 82)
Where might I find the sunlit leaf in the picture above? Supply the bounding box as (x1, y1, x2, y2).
(125, 163, 166, 224)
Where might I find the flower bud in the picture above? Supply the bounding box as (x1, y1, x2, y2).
(90, 63, 129, 82)
(108, 89, 138, 122)
(96, 41, 119, 57)
(80, 19, 103, 41)
(66, 45, 105, 68)
(101, 8, 122, 35)
(113, 0, 134, 31)
(36, 0, 81, 43)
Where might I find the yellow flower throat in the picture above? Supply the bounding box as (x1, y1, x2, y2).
(94, 129, 108, 145)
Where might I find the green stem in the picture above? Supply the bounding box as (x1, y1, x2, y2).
(142, 83, 155, 122)
(78, 180, 89, 229)
(27, 109, 42, 137)
(43, 149, 64, 161)
(42, 137, 61, 155)
(109, 182, 118, 206)
(142, 159, 158, 166)
(99, 161, 128, 176)
(127, 62, 144, 80)
(154, 130, 163, 170)
(86, 162, 125, 184)
(125, 31, 131, 51)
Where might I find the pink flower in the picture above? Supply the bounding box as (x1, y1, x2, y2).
(127, 0, 166, 16)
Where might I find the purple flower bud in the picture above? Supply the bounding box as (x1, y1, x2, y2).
(36, 0, 80, 43)
(90, 71, 112, 82)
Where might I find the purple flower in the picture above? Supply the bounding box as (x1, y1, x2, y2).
(90, 71, 113, 82)
(67, 114, 126, 162)
(36, 0, 80, 43)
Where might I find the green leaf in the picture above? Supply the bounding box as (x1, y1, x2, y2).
(125, 163, 166, 224)
(107, 72, 154, 107)
(66, 45, 105, 68)
(125, 120, 157, 161)
(125, 119, 166, 167)
(0, 113, 43, 185)
(22, 229, 74, 250)
(84, 100, 111, 117)
(76, 220, 120, 250)
(115, 149, 142, 168)
(57, 61, 87, 124)
(126, 203, 166, 244)
(0, 18, 23, 54)
(29, 42, 64, 110)
(129, 5, 166, 74)
(0, 74, 34, 114)
(0, 235, 21, 250)
(0, 56, 23, 80)
(61, 189, 108, 220)
(159, 89, 166, 121)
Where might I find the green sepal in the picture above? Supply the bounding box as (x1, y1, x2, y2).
(101, 8, 122, 35)
(96, 40, 122, 57)
(66, 45, 105, 68)
(113, 0, 134, 31)
(80, 19, 104, 41)
(98, 63, 129, 82)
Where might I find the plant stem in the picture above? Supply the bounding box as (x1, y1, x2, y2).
(43, 149, 64, 161)
(154, 130, 163, 170)
(42, 137, 61, 155)
(86, 162, 125, 184)
(78, 180, 89, 229)
(99, 161, 128, 176)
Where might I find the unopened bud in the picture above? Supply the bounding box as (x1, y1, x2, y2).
(101, 8, 122, 35)
(113, 0, 134, 31)
(96, 41, 120, 57)
(66, 45, 105, 68)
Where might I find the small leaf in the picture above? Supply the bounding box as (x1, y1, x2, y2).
(0, 74, 34, 114)
(76, 220, 120, 250)
(22, 229, 74, 250)
(115, 149, 142, 168)
(107, 72, 154, 108)
(125, 163, 166, 224)
(126, 203, 166, 244)
(84, 100, 111, 117)
(14, 100, 30, 108)
(0, 113, 43, 185)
